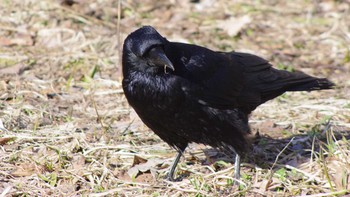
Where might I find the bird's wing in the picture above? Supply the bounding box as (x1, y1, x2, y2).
(225, 52, 272, 111)
(165, 43, 267, 109)
(166, 43, 326, 112)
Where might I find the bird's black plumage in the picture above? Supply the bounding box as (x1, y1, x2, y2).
(122, 26, 334, 181)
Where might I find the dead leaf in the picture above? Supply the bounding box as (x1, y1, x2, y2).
(0, 34, 33, 46)
(127, 165, 140, 178)
(11, 163, 40, 177)
(217, 15, 251, 37)
(134, 173, 156, 184)
(255, 179, 270, 192)
(0, 37, 12, 46)
(0, 63, 27, 75)
(114, 169, 131, 181)
(72, 155, 85, 167)
(0, 80, 7, 92)
(0, 137, 16, 145)
(127, 157, 164, 179)
(132, 155, 148, 166)
(328, 159, 350, 190)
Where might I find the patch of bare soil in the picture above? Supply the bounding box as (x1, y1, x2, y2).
(1, 0, 349, 196)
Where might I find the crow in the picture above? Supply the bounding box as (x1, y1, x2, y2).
(122, 26, 334, 182)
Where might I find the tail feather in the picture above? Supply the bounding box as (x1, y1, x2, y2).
(286, 78, 335, 91)
(259, 70, 335, 104)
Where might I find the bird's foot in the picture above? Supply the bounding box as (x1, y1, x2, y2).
(165, 173, 183, 182)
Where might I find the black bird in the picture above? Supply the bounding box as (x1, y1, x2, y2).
(122, 26, 334, 182)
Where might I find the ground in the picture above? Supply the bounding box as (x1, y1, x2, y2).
(0, 0, 350, 196)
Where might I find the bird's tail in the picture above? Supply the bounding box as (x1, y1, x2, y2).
(286, 77, 335, 91)
(259, 69, 335, 103)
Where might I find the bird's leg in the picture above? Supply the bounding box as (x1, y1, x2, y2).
(229, 146, 241, 185)
(167, 151, 182, 181)
(234, 153, 241, 183)
(167, 146, 186, 181)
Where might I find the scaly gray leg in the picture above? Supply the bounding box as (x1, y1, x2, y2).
(167, 146, 186, 181)
(234, 153, 241, 183)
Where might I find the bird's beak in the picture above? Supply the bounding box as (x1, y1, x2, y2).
(148, 47, 175, 71)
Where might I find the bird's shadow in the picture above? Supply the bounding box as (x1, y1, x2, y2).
(199, 123, 350, 172)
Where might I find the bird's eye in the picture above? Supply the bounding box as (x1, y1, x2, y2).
(143, 45, 163, 58)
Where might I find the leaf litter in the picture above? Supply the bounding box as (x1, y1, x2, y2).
(0, 0, 350, 196)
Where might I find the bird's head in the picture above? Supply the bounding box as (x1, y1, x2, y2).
(122, 26, 174, 74)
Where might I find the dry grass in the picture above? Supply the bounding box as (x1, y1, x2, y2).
(1, 0, 350, 196)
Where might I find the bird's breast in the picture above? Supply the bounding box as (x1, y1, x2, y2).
(123, 72, 185, 113)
